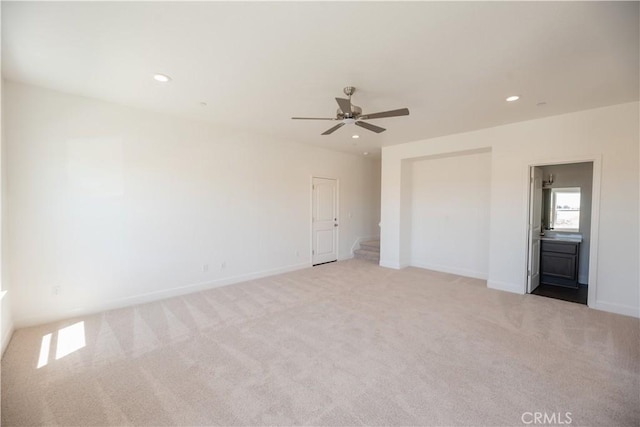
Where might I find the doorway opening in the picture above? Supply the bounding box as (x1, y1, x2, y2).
(311, 177, 338, 266)
(526, 161, 597, 306)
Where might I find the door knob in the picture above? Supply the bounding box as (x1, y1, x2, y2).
(334, 224, 338, 227)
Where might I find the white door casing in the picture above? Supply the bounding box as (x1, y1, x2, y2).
(312, 177, 338, 265)
(527, 167, 543, 293)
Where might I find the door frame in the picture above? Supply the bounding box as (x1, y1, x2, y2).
(527, 166, 543, 294)
(310, 176, 339, 265)
(524, 155, 601, 308)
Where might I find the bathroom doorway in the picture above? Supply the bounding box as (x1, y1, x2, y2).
(526, 160, 599, 306)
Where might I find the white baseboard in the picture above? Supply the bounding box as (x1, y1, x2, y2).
(1, 290, 14, 355)
(410, 261, 488, 280)
(2, 321, 14, 356)
(487, 279, 524, 294)
(379, 259, 402, 269)
(14, 261, 311, 328)
(592, 300, 640, 318)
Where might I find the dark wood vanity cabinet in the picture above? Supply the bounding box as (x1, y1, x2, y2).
(540, 240, 580, 288)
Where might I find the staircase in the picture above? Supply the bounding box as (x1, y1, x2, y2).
(354, 239, 380, 263)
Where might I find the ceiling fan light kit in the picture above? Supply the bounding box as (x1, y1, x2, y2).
(292, 86, 410, 135)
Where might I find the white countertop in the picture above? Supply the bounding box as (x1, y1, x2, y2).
(540, 234, 582, 243)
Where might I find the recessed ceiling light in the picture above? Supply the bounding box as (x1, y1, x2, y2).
(153, 73, 172, 83)
(363, 152, 369, 156)
(506, 95, 520, 102)
(352, 135, 360, 139)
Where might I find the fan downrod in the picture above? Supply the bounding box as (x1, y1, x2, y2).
(343, 86, 356, 97)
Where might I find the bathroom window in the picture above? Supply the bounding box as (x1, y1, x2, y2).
(550, 187, 580, 231)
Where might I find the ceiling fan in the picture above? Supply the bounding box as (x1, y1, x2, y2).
(292, 86, 410, 135)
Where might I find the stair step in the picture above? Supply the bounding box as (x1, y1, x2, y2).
(359, 240, 380, 252)
(354, 248, 380, 262)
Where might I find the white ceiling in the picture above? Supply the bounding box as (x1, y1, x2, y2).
(3, 2, 639, 155)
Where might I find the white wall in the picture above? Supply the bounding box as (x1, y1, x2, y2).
(1, 83, 11, 352)
(409, 150, 491, 279)
(4, 81, 381, 327)
(540, 162, 593, 284)
(381, 102, 639, 318)
(1, 22, 12, 356)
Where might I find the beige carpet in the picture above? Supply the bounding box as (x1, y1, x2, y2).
(2, 259, 639, 426)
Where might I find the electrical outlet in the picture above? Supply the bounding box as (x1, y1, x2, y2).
(221, 262, 226, 270)
(52, 286, 61, 296)
(203, 264, 209, 272)
(295, 250, 300, 257)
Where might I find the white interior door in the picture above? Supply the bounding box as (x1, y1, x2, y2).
(312, 177, 338, 265)
(527, 167, 543, 293)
